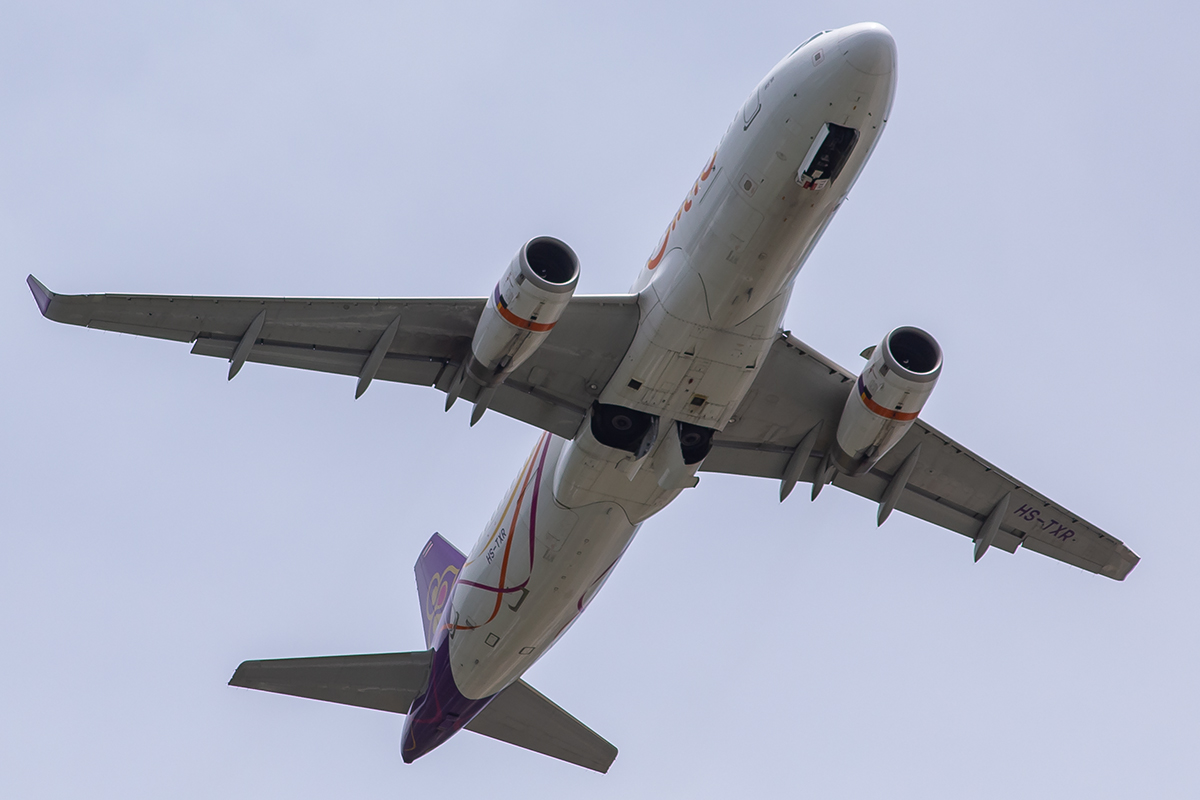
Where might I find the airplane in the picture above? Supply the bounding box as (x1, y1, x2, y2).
(26, 22, 1138, 774)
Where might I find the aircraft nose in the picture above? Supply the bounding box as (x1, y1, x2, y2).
(838, 23, 896, 76)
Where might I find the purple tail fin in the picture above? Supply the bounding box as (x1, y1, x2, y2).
(414, 533, 466, 649)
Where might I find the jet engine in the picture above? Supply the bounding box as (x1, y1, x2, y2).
(465, 236, 580, 388)
(831, 326, 941, 477)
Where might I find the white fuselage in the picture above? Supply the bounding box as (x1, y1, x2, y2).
(445, 23, 897, 699)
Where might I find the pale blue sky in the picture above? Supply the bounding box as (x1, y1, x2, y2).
(4, 2, 1198, 797)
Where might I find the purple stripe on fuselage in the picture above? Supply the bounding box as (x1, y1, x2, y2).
(528, 437, 546, 565)
(437, 434, 551, 597)
(401, 436, 552, 763)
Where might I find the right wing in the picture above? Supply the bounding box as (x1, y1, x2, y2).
(27, 275, 639, 439)
(702, 332, 1139, 580)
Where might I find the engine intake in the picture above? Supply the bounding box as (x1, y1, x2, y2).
(832, 326, 941, 476)
(466, 236, 579, 388)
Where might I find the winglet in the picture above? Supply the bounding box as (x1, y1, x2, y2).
(26, 274, 54, 317)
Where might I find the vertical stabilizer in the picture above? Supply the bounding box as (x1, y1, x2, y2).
(414, 533, 466, 648)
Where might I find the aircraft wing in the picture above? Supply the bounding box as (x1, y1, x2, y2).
(701, 332, 1139, 580)
(26, 275, 639, 439)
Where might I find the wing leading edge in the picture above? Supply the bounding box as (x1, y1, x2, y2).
(703, 332, 1139, 580)
(26, 275, 639, 439)
(28, 275, 1135, 576)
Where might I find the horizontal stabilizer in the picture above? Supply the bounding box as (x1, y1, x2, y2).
(467, 680, 618, 773)
(229, 651, 617, 771)
(229, 651, 432, 714)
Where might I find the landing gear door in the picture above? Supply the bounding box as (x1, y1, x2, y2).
(796, 123, 859, 190)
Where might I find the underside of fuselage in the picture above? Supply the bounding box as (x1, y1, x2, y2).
(402, 22, 898, 765)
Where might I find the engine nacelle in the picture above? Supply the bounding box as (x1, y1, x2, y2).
(466, 236, 579, 387)
(832, 326, 942, 477)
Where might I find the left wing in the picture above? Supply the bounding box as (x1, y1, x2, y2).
(702, 332, 1139, 580)
(26, 275, 639, 439)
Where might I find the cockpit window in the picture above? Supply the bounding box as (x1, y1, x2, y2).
(796, 123, 860, 191)
(789, 30, 830, 56)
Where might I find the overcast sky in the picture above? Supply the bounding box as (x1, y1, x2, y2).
(4, 1, 1199, 797)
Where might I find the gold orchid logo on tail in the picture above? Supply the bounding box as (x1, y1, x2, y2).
(425, 565, 459, 642)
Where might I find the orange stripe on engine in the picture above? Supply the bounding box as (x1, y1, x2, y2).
(860, 389, 920, 421)
(496, 300, 556, 332)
